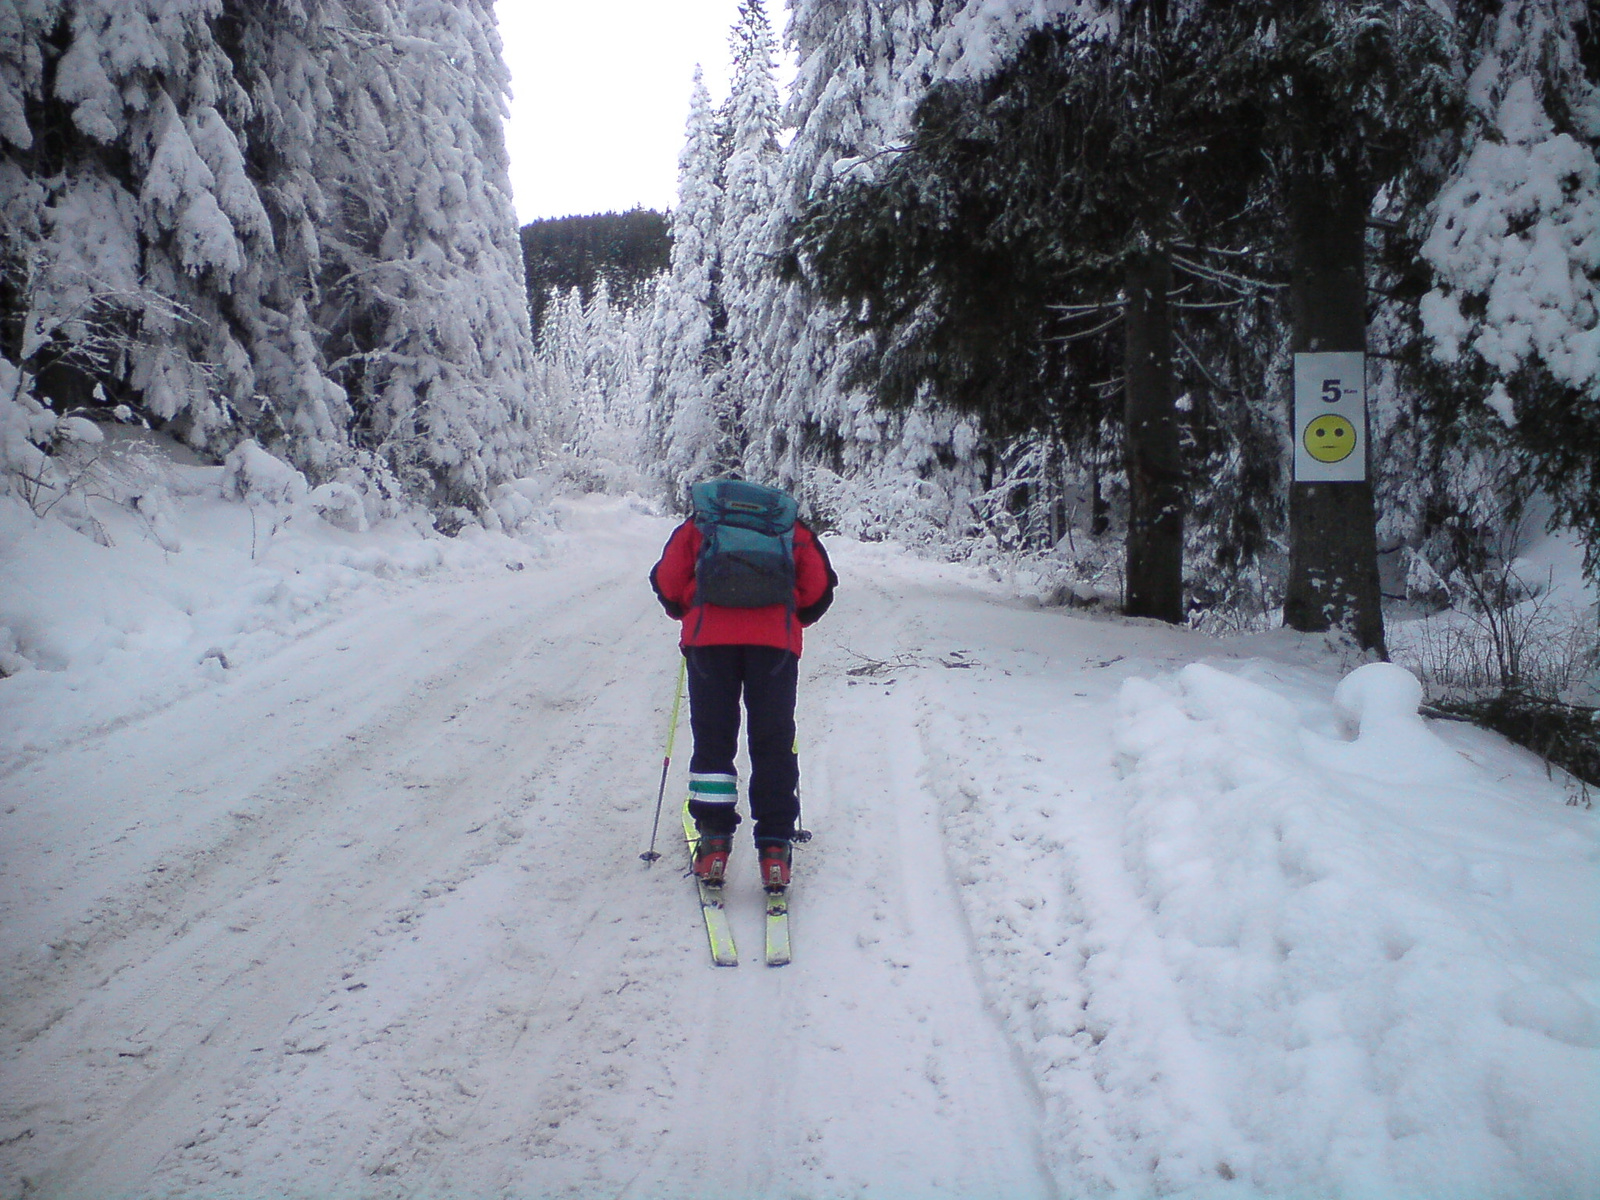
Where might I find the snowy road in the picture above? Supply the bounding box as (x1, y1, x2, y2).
(4, 498, 1595, 1199)
(1, 503, 1059, 1199)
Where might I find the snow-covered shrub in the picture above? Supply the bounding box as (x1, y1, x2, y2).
(132, 487, 182, 554)
(0, 364, 57, 501)
(1394, 592, 1597, 703)
(308, 482, 367, 533)
(0, 361, 118, 542)
(488, 478, 550, 533)
(0, 625, 30, 678)
(1403, 546, 1452, 607)
(221, 440, 309, 507)
(1390, 504, 1598, 706)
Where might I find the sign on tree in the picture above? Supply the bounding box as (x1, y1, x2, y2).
(1293, 351, 1366, 483)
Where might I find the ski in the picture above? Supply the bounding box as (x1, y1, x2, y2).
(764, 887, 791, 966)
(683, 803, 738, 967)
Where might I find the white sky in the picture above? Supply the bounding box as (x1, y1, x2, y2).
(494, 0, 795, 225)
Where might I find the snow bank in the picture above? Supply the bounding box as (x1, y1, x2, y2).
(1113, 661, 1597, 1194)
(0, 430, 594, 765)
(931, 654, 1599, 1199)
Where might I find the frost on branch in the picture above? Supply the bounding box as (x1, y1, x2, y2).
(1422, 78, 1600, 402)
(1, 1, 538, 517)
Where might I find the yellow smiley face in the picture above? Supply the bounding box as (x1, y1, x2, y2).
(1304, 414, 1357, 464)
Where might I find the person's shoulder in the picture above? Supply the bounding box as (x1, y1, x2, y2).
(659, 519, 700, 556)
(794, 523, 834, 564)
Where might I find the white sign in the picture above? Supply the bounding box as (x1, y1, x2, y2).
(1293, 351, 1367, 483)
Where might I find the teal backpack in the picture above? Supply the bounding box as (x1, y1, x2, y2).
(689, 479, 799, 608)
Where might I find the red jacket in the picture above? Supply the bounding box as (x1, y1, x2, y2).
(650, 520, 837, 655)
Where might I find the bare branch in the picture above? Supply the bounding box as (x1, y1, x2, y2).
(1171, 253, 1284, 294)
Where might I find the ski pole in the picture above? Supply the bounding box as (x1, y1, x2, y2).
(640, 654, 687, 864)
(792, 734, 812, 844)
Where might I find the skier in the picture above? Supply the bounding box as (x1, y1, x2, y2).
(649, 478, 837, 891)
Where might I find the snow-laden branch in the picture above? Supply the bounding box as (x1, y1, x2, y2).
(1170, 253, 1284, 295)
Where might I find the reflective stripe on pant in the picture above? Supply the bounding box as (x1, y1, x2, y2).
(684, 644, 799, 843)
(687, 771, 737, 827)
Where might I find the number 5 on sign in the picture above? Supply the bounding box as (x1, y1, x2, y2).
(1294, 351, 1367, 483)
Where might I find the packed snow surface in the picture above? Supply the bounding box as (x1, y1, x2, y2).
(1, 471, 1596, 1199)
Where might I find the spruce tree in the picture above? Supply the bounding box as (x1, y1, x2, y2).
(521, 209, 669, 334)
(1416, 0, 1600, 578)
(1, 0, 538, 519)
(790, 0, 1476, 635)
(648, 69, 733, 497)
(716, 0, 783, 471)
(1216, 1, 1463, 653)
(791, 7, 1273, 623)
(3, 0, 281, 452)
(746, 0, 944, 490)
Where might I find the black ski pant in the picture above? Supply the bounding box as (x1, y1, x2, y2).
(685, 644, 799, 844)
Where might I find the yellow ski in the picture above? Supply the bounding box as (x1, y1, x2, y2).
(683, 803, 738, 966)
(764, 888, 791, 966)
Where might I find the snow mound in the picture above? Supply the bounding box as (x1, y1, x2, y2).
(933, 652, 1599, 1200)
(0, 431, 568, 765)
(1331, 660, 1424, 735)
(1103, 661, 1599, 1197)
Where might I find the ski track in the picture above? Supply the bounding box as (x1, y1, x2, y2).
(1, 519, 1059, 1200)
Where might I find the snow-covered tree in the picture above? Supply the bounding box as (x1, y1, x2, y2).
(1417, 0, 1600, 576)
(747, 0, 1007, 545)
(745, 0, 947, 486)
(2, 0, 276, 451)
(716, 0, 783, 446)
(533, 279, 655, 489)
(648, 68, 734, 497)
(789, 5, 1307, 622)
(1, 0, 538, 522)
(297, 0, 537, 515)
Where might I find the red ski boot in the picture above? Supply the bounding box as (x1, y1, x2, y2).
(757, 840, 792, 892)
(692, 833, 732, 886)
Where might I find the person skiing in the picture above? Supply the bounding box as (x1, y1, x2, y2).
(649, 477, 837, 891)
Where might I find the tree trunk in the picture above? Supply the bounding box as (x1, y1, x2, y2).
(1123, 248, 1184, 623)
(1282, 176, 1386, 654)
(1090, 457, 1110, 537)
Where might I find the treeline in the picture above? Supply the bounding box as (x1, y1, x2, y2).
(521, 210, 670, 334)
(542, 0, 1598, 655)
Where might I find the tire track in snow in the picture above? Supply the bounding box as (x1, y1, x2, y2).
(1, 555, 665, 1198)
(398, 542, 1056, 1199)
(2, 519, 1061, 1199)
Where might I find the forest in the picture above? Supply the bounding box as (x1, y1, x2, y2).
(2, 7, 1598, 1195)
(526, 0, 1597, 739)
(520, 209, 669, 334)
(3, 0, 1598, 720)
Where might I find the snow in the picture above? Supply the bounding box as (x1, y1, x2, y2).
(52, 21, 120, 144)
(2, 467, 1596, 1198)
(0, 428, 541, 765)
(1421, 74, 1600, 399)
(933, 0, 1102, 84)
(7, 0, 540, 490)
